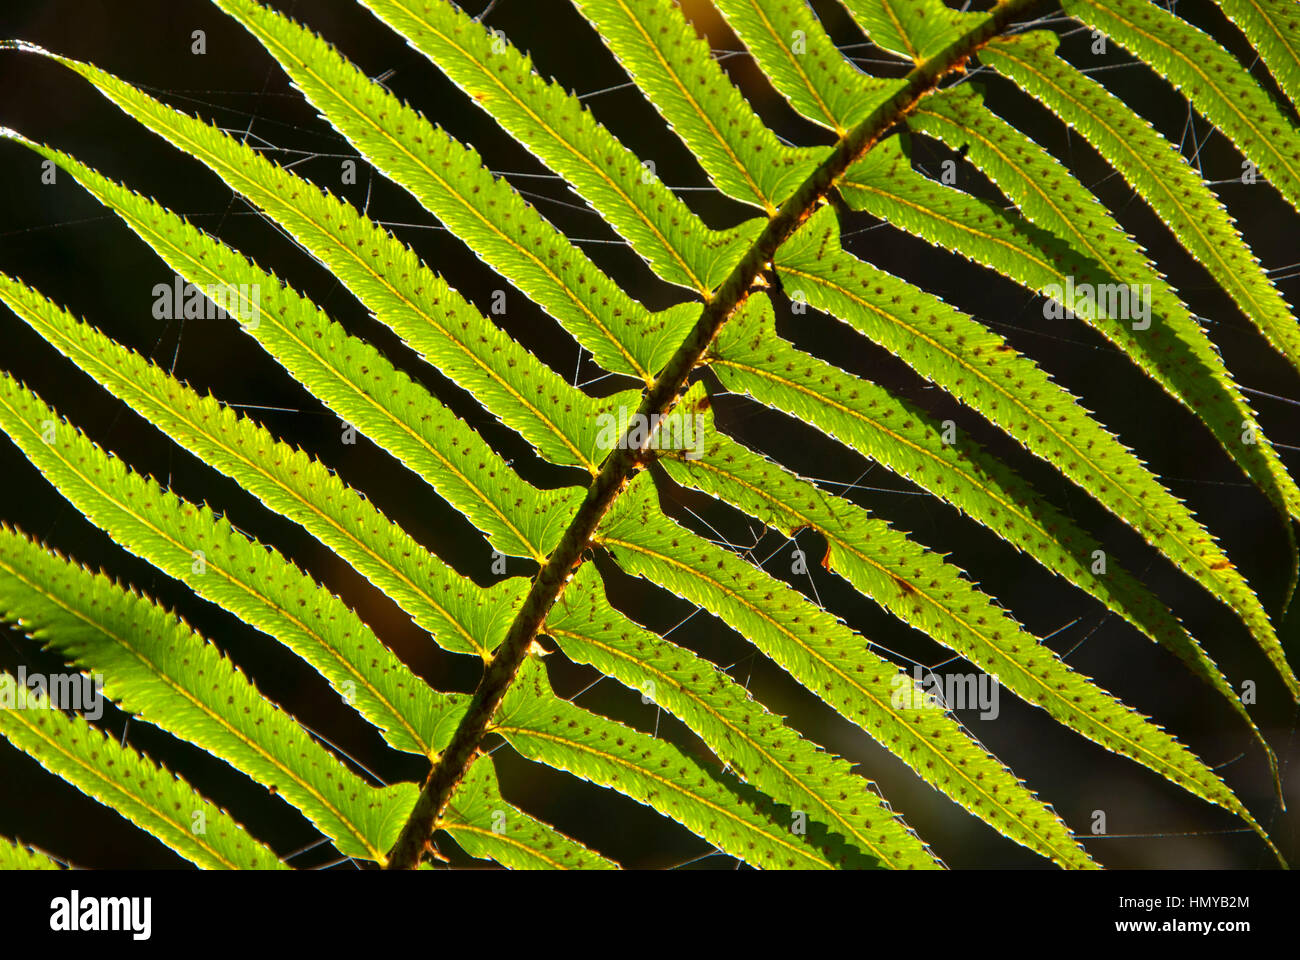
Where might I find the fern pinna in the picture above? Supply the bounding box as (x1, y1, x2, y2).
(0, 0, 1296, 870)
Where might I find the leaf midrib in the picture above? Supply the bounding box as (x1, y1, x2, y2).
(1236, 0, 1300, 74)
(881, 0, 923, 62)
(440, 819, 569, 868)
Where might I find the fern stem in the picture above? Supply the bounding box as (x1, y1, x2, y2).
(384, 0, 1042, 870)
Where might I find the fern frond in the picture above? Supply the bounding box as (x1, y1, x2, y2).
(0, 270, 528, 660)
(711, 0, 900, 133)
(596, 473, 1095, 869)
(548, 564, 941, 869)
(2, 49, 611, 474)
(0, 132, 584, 562)
(1, 0, 1289, 870)
(839, 133, 1300, 535)
(914, 78, 1300, 391)
(0, 524, 416, 862)
(0, 681, 286, 869)
(1062, 0, 1300, 213)
(0, 376, 453, 757)
(660, 388, 1276, 852)
(441, 754, 618, 869)
(1217, 0, 1300, 109)
(772, 209, 1295, 700)
(713, 295, 1138, 631)
(493, 656, 836, 869)
(213, 0, 693, 385)
(709, 292, 1297, 701)
(0, 836, 63, 870)
(358, 0, 762, 295)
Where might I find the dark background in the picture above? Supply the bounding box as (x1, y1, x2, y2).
(0, 0, 1296, 870)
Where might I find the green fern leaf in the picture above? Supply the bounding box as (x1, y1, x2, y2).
(0, 836, 63, 870)
(357, 0, 763, 295)
(841, 0, 983, 63)
(441, 754, 618, 869)
(0, 376, 453, 757)
(596, 473, 1095, 868)
(772, 207, 1294, 700)
(711, 0, 901, 133)
(0, 0, 1291, 871)
(0, 683, 286, 869)
(1217, 0, 1300, 109)
(1062, 0, 1300, 213)
(838, 133, 1300, 534)
(2, 48, 612, 474)
(213, 0, 693, 385)
(571, 0, 824, 212)
(659, 388, 1277, 853)
(0, 524, 426, 862)
(0, 269, 527, 659)
(913, 77, 1300, 390)
(0, 131, 583, 562)
(708, 289, 1296, 700)
(493, 656, 836, 869)
(547, 563, 941, 869)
